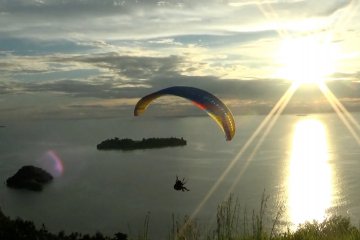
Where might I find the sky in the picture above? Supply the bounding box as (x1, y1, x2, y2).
(1, 0, 360, 121)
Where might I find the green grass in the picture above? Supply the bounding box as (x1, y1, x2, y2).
(1, 193, 360, 240)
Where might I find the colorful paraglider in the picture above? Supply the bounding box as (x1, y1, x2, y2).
(134, 86, 235, 141)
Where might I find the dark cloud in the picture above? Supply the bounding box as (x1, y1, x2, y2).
(3, 51, 360, 120)
(0, 1, 192, 41)
(327, 79, 360, 98)
(71, 53, 182, 81)
(0, 52, 290, 112)
(0, 81, 24, 94)
(0, 0, 130, 16)
(22, 80, 127, 98)
(0, 37, 96, 55)
(7, 52, 360, 107)
(0, 0, 347, 16)
(6, 52, 287, 104)
(64, 53, 290, 100)
(0, 0, 205, 19)
(4, 76, 360, 120)
(332, 71, 360, 81)
(4, 76, 289, 107)
(0, 62, 13, 69)
(1, 0, 349, 42)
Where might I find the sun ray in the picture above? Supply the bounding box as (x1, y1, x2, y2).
(319, 82, 360, 145)
(179, 0, 360, 233)
(255, 1, 289, 38)
(178, 83, 299, 235)
(332, 0, 360, 35)
(225, 82, 297, 196)
(320, 83, 360, 132)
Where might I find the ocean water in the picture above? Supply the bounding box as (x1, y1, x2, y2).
(1, 113, 360, 239)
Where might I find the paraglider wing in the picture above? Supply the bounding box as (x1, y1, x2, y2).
(134, 86, 235, 141)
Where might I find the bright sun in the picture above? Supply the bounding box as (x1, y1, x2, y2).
(275, 34, 340, 85)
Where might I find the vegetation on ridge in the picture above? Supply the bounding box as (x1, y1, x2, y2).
(1, 193, 360, 240)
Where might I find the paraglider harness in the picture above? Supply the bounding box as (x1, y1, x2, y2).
(174, 176, 190, 192)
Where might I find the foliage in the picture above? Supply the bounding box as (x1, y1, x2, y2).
(0, 207, 127, 240)
(166, 192, 360, 240)
(2, 194, 360, 240)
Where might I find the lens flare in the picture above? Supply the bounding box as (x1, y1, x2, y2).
(38, 150, 64, 177)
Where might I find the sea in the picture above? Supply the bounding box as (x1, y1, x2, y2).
(1, 113, 360, 239)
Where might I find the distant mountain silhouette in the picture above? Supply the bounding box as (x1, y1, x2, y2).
(97, 137, 187, 150)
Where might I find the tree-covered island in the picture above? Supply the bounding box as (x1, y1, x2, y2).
(97, 137, 187, 150)
(6, 165, 53, 191)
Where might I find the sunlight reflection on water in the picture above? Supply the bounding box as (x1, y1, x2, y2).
(287, 118, 335, 227)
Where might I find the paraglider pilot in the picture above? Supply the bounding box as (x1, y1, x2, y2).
(174, 176, 190, 192)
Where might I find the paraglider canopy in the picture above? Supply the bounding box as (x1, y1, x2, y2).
(134, 86, 236, 141)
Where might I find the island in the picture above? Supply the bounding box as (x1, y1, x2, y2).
(6, 165, 53, 191)
(97, 137, 187, 150)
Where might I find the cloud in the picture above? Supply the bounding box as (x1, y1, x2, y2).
(0, 49, 291, 113)
(1, 0, 360, 120)
(0, 37, 95, 55)
(0, 81, 22, 94)
(3, 75, 360, 120)
(0, 0, 349, 41)
(5, 50, 360, 103)
(15, 52, 287, 100)
(70, 53, 183, 81)
(327, 79, 360, 98)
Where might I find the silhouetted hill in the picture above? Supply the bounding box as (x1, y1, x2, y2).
(0, 207, 128, 240)
(6, 165, 53, 191)
(97, 137, 187, 150)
